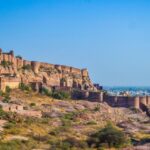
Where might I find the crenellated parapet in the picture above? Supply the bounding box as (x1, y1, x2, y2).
(40, 62, 55, 69)
(0, 49, 15, 63)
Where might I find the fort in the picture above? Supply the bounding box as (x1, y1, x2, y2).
(0, 48, 96, 92)
(0, 49, 149, 112)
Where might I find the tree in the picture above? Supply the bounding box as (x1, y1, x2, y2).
(87, 122, 129, 148)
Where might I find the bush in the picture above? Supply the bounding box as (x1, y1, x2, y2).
(19, 83, 31, 91)
(93, 104, 100, 112)
(30, 103, 36, 107)
(63, 138, 88, 149)
(5, 86, 11, 94)
(3, 92, 11, 103)
(49, 138, 88, 150)
(22, 64, 31, 70)
(16, 55, 22, 59)
(41, 87, 71, 100)
(0, 139, 36, 150)
(42, 88, 51, 96)
(86, 121, 97, 125)
(1, 86, 11, 103)
(52, 91, 71, 100)
(87, 122, 129, 148)
(3, 122, 16, 129)
(0, 106, 8, 119)
(2, 94, 11, 103)
(1, 61, 13, 67)
(0, 90, 3, 96)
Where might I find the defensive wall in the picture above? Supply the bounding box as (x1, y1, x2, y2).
(0, 49, 89, 78)
(72, 90, 150, 110)
(103, 95, 150, 109)
(31, 61, 88, 77)
(2, 49, 149, 111)
(0, 49, 92, 91)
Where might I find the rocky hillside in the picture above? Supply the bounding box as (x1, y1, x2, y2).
(0, 89, 149, 150)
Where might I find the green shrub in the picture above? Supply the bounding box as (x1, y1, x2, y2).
(41, 87, 70, 100)
(19, 83, 31, 91)
(30, 103, 36, 107)
(63, 138, 88, 149)
(42, 88, 51, 96)
(5, 86, 11, 94)
(87, 122, 129, 148)
(93, 104, 100, 112)
(22, 64, 31, 70)
(1, 86, 11, 103)
(16, 55, 22, 59)
(0, 90, 3, 96)
(49, 138, 88, 150)
(52, 91, 71, 100)
(3, 122, 16, 129)
(1, 61, 13, 67)
(86, 121, 97, 125)
(0, 139, 36, 150)
(0, 106, 8, 119)
(3, 94, 11, 103)
(49, 140, 71, 150)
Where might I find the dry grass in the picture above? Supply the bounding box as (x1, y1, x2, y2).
(0, 89, 149, 149)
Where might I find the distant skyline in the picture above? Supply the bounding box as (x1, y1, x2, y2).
(0, 0, 150, 86)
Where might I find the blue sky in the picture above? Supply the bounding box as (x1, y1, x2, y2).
(0, 0, 150, 86)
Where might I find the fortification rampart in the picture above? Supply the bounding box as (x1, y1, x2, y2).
(40, 62, 55, 69)
(0, 48, 96, 93)
(103, 95, 150, 109)
(0, 49, 89, 78)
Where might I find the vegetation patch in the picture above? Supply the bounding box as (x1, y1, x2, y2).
(0, 139, 37, 150)
(52, 91, 71, 100)
(19, 83, 32, 92)
(22, 64, 32, 70)
(42, 87, 71, 100)
(87, 122, 130, 149)
(0, 61, 13, 67)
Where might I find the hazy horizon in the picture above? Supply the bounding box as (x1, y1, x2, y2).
(1, 0, 150, 86)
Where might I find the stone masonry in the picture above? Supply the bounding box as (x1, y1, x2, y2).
(0, 49, 96, 92)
